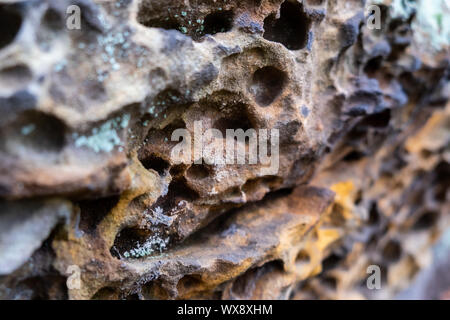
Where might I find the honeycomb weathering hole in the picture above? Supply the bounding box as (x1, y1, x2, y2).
(0, 111, 67, 154)
(138, 15, 181, 31)
(41, 7, 64, 31)
(92, 287, 118, 300)
(295, 249, 311, 266)
(203, 10, 234, 35)
(0, 4, 22, 50)
(0, 65, 32, 89)
(413, 210, 439, 231)
(77, 195, 120, 233)
(263, 1, 311, 50)
(177, 274, 205, 297)
(152, 178, 199, 213)
(187, 164, 210, 180)
(140, 154, 170, 176)
(382, 240, 402, 263)
(110, 227, 151, 259)
(213, 115, 254, 137)
(136, 3, 233, 40)
(249, 66, 287, 106)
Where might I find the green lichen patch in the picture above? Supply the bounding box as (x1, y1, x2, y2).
(74, 114, 130, 153)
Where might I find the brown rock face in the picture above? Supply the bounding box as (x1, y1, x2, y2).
(0, 0, 448, 300)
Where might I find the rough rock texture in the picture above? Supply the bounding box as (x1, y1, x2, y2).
(0, 0, 449, 299)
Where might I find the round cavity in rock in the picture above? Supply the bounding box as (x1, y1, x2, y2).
(296, 249, 311, 266)
(381, 239, 402, 263)
(0, 65, 32, 90)
(0, 111, 67, 155)
(177, 274, 204, 297)
(136, 2, 181, 31)
(140, 154, 170, 176)
(139, 16, 181, 30)
(249, 66, 286, 106)
(0, 4, 22, 50)
(41, 7, 64, 31)
(203, 10, 234, 35)
(263, 1, 311, 50)
(412, 210, 439, 231)
(187, 164, 210, 180)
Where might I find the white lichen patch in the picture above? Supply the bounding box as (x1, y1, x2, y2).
(413, 0, 450, 51)
(95, 26, 134, 80)
(390, 0, 416, 20)
(142, 206, 174, 227)
(123, 234, 170, 259)
(370, 0, 415, 20)
(74, 114, 130, 153)
(372, 0, 450, 52)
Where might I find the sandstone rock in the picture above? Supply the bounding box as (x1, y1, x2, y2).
(0, 0, 448, 300)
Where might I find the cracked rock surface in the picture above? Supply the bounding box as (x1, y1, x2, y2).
(0, 0, 449, 300)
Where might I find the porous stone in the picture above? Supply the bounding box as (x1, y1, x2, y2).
(0, 0, 448, 300)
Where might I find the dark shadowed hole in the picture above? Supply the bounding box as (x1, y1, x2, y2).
(177, 274, 204, 296)
(110, 227, 152, 259)
(249, 66, 286, 106)
(0, 111, 66, 154)
(296, 250, 311, 265)
(167, 178, 199, 201)
(413, 211, 439, 231)
(169, 164, 187, 178)
(92, 287, 118, 300)
(136, 3, 181, 31)
(125, 293, 140, 300)
(152, 178, 199, 213)
(203, 10, 234, 35)
(42, 7, 64, 31)
(140, 154, 170, 176)
(322, 253, 343, 272)
(77, 195, 120, 233)
(141, 17, 180, 30)
(355, 190, 363, 205)
(368, 202, 381, 225)
(263, 1, 310, 50)
(0, 64, 32, 88)
(382, 240, 402, 263)
(0, 4, 22, 50)
(19, 275, 68, 300)
(187, 164, 210, 180)
(213, 115, 254, 138)
(360, 109, 391, 128)
(322, 275, 337, 290)
(434, 184, 447, 202)
(364, 56, 383, 77)
(260, 187, 294, 202)
(433, 162, 450, 202)
(342, 150, 365, 162)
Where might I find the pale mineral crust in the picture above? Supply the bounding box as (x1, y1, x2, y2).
(0, 0, 449, 300)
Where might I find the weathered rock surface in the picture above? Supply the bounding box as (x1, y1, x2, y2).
(0, 0, 448, 299)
